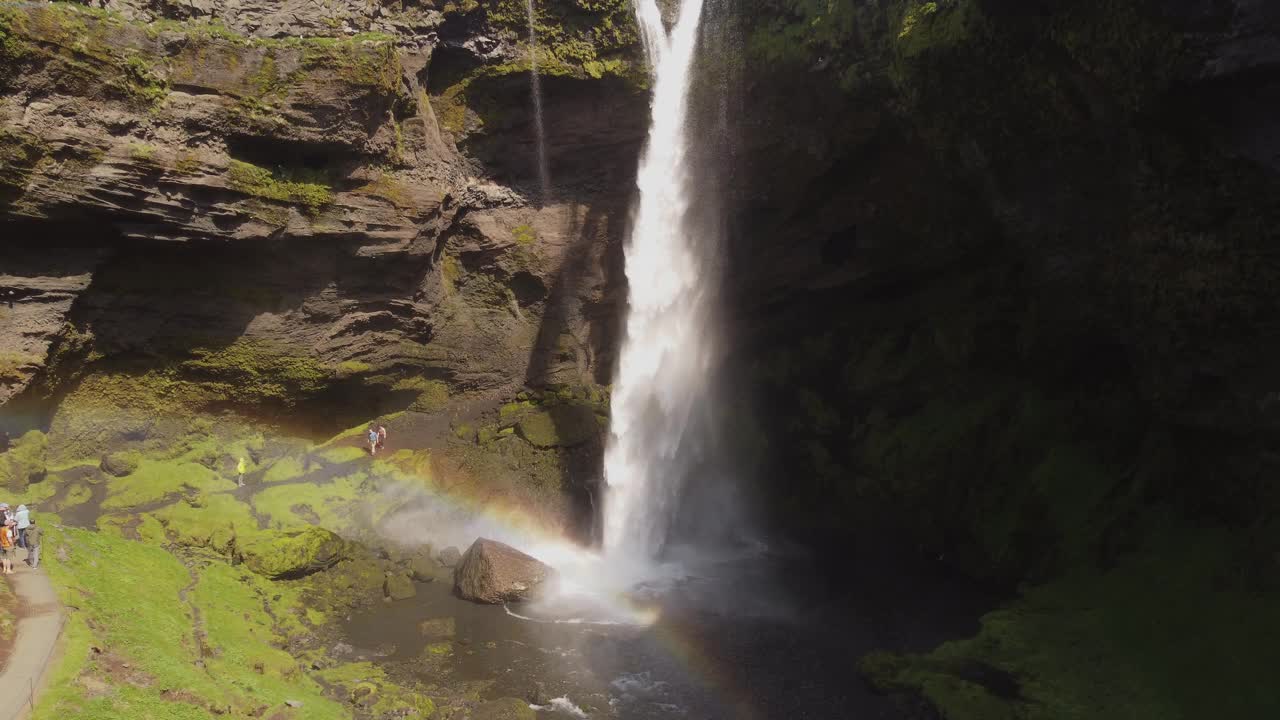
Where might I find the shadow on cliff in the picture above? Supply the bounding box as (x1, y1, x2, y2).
(4, 219, 438, 438)
(523, 196, 626, 545)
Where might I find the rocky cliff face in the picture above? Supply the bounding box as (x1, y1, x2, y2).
(729, 0, 1280, 573)
(0, 0, 640, 447)
(723, 1, 1280, 717)
(3, 1, 1280, 717)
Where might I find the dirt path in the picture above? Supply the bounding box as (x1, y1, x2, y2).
(0, 550, 64, 720)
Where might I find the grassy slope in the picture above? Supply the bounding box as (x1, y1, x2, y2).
(36, 527, 349, 720)
(863, 520, 1280, 720)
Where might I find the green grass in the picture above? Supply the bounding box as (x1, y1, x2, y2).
(863, 522, 1280, 720)
(37, 527, 350, 719)
(40, 528, 224, 715)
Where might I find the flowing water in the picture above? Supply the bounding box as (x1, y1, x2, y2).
(602, 0, 714, 564)
(526, 0, 551, 203)
(336, 4, 1003, 715)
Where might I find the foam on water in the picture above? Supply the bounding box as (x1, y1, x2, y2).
(529, 696, 589, 717)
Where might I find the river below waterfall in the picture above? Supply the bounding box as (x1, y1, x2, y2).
(340, 541, 996, 719)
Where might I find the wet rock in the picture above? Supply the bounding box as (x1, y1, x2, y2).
(384, 572, 416, 601)
(417, 617, 456, 640)
(239, 527, 346, 579)
(472, 697, 536, 720)
(453, 538, 554, 604)
(408, 552, 445, 582)
(437, 546, 462, 568)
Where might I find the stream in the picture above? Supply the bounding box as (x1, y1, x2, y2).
(341, 540, 995, 719)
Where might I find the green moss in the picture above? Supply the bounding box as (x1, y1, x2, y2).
(172, 150, 201, 175)
(149, 493, 260, 552)
(515, 404, 601, 448)
(512, 223, 536, 245)
(406, 378, 450, 412)
(262, 456, 306, 484)
(239, 526, 347, 579)
(0, 429, 47, 492)
(98, 449, 141, 478)
(251, 472, 367, 530)
(354, 174, 414, 207)
(298, 33, 402, 93)
(180, 338, 331, 405)
(317, 445, 368, 464)
(498, 399, 536, 424)
(4, 4, 169, 106)
(101, 459, 224, 510)
(864, 525, 1280, 720)
(336, 359, 373, 375)
(895, 0, 983, 59)
(226, 159, 333, 213)
(452, 422, 475, 442)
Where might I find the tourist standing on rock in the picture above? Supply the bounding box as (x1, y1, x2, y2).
(368, 426, 380, 456)
(24, 519, 40, 569)
(14, 504, 29, 549)
(237, 457, 247, 487)
(0, 521, 15, 574)
(377, 424, 388, 451)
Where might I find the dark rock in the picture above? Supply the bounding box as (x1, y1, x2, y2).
(453, 538, 554, 604)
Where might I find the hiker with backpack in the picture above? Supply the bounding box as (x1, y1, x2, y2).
(368, 425, 379, 456)
(24, 519, 40, 569)
(0, 520, 15, 574)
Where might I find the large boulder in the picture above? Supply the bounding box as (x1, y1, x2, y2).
(239, 527, 346, 579)
(453, 538, 554, 604)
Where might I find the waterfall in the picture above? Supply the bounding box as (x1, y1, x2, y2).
(526, 0, 551, 203)
(603, 0, 710, 560)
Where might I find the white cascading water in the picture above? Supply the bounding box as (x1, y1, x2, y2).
(476, 0, 712, 624)
(526, 0, 551, 203)
(603, 0, 710, 561)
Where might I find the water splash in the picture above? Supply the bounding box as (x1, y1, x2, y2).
(603, 0, 710, 561)
(526, 0, 551, 203)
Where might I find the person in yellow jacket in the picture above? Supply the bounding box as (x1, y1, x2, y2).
(237, 457, 247, 487)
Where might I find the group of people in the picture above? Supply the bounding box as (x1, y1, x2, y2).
(367, 423, 389, 456)
(0, 503, 40, 573)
